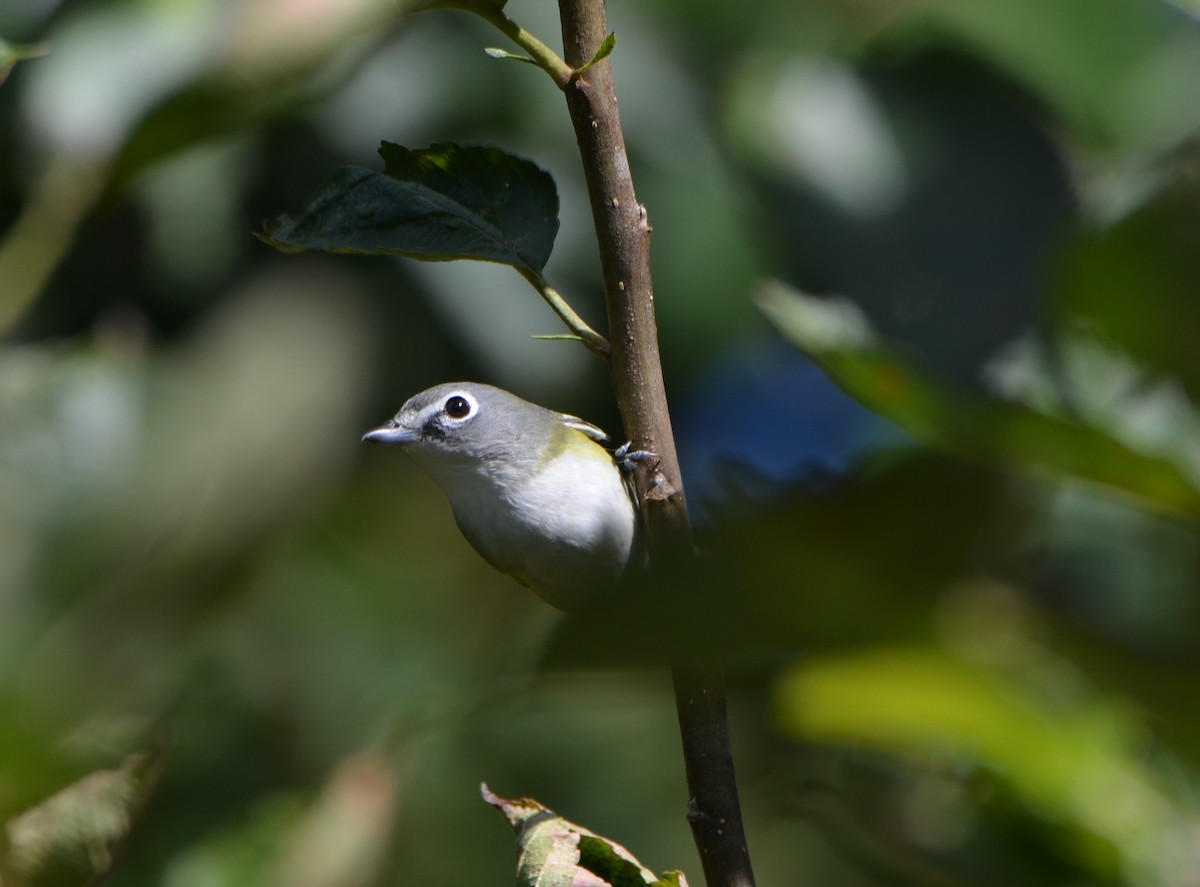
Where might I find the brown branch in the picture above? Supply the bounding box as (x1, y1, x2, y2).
(555, 3, 756, 885)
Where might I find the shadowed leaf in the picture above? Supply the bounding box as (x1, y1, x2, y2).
(261, 143, 559, 274)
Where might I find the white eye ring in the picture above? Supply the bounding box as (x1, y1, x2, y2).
(441, 391, 478, 422)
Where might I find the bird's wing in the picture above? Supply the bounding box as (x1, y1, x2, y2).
(557, 413, 609, 443)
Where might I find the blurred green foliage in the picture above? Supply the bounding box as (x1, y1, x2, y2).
(2, 0, 1200, 885)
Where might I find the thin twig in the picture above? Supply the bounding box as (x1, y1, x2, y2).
(553, 2, 757, 885)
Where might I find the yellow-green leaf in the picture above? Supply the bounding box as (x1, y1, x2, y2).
(757, 280, 1200, 517)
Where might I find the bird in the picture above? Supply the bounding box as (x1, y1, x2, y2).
(363, 382, 643, 610)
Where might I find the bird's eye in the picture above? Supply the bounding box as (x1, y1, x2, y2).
(444, 395, 472, 419)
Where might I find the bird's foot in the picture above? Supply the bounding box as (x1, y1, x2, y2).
(614, 441, 658, 474)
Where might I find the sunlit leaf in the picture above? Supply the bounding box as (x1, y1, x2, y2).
(775, 647, 1187, 884)
(482, 784, 689, 887)
(261, 143, 560, 275)
(757, 280, 1200, 517)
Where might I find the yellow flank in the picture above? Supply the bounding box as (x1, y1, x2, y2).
(536, 419, 611, 471)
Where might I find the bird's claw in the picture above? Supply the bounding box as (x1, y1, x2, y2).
(614, 441, 658, 474)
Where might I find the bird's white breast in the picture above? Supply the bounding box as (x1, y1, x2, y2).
(427, 443, 637, 609)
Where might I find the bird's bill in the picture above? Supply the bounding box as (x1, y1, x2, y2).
(362, 423, 419, 445)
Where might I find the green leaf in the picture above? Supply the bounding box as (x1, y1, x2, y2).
(757, 280, 1200, 518)
(261, 143, 560, 275)
(576, 33, 617, 73)
(482, 785, 689, 887)
(485, 46, 537, 65)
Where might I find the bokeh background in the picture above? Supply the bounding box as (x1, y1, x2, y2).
(3, 0, 1200, 884)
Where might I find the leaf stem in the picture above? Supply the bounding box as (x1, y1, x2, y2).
(440, 1, 574, 89)
(517, 267, 611, 359)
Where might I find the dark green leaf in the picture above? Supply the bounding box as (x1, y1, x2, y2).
(261, 143, 559, 274)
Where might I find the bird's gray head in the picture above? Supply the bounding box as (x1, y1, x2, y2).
(362, 382, 546, 467)
(364, 382, 636, 610)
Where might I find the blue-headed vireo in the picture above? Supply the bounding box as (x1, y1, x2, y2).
(363, 382, 641, 610)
